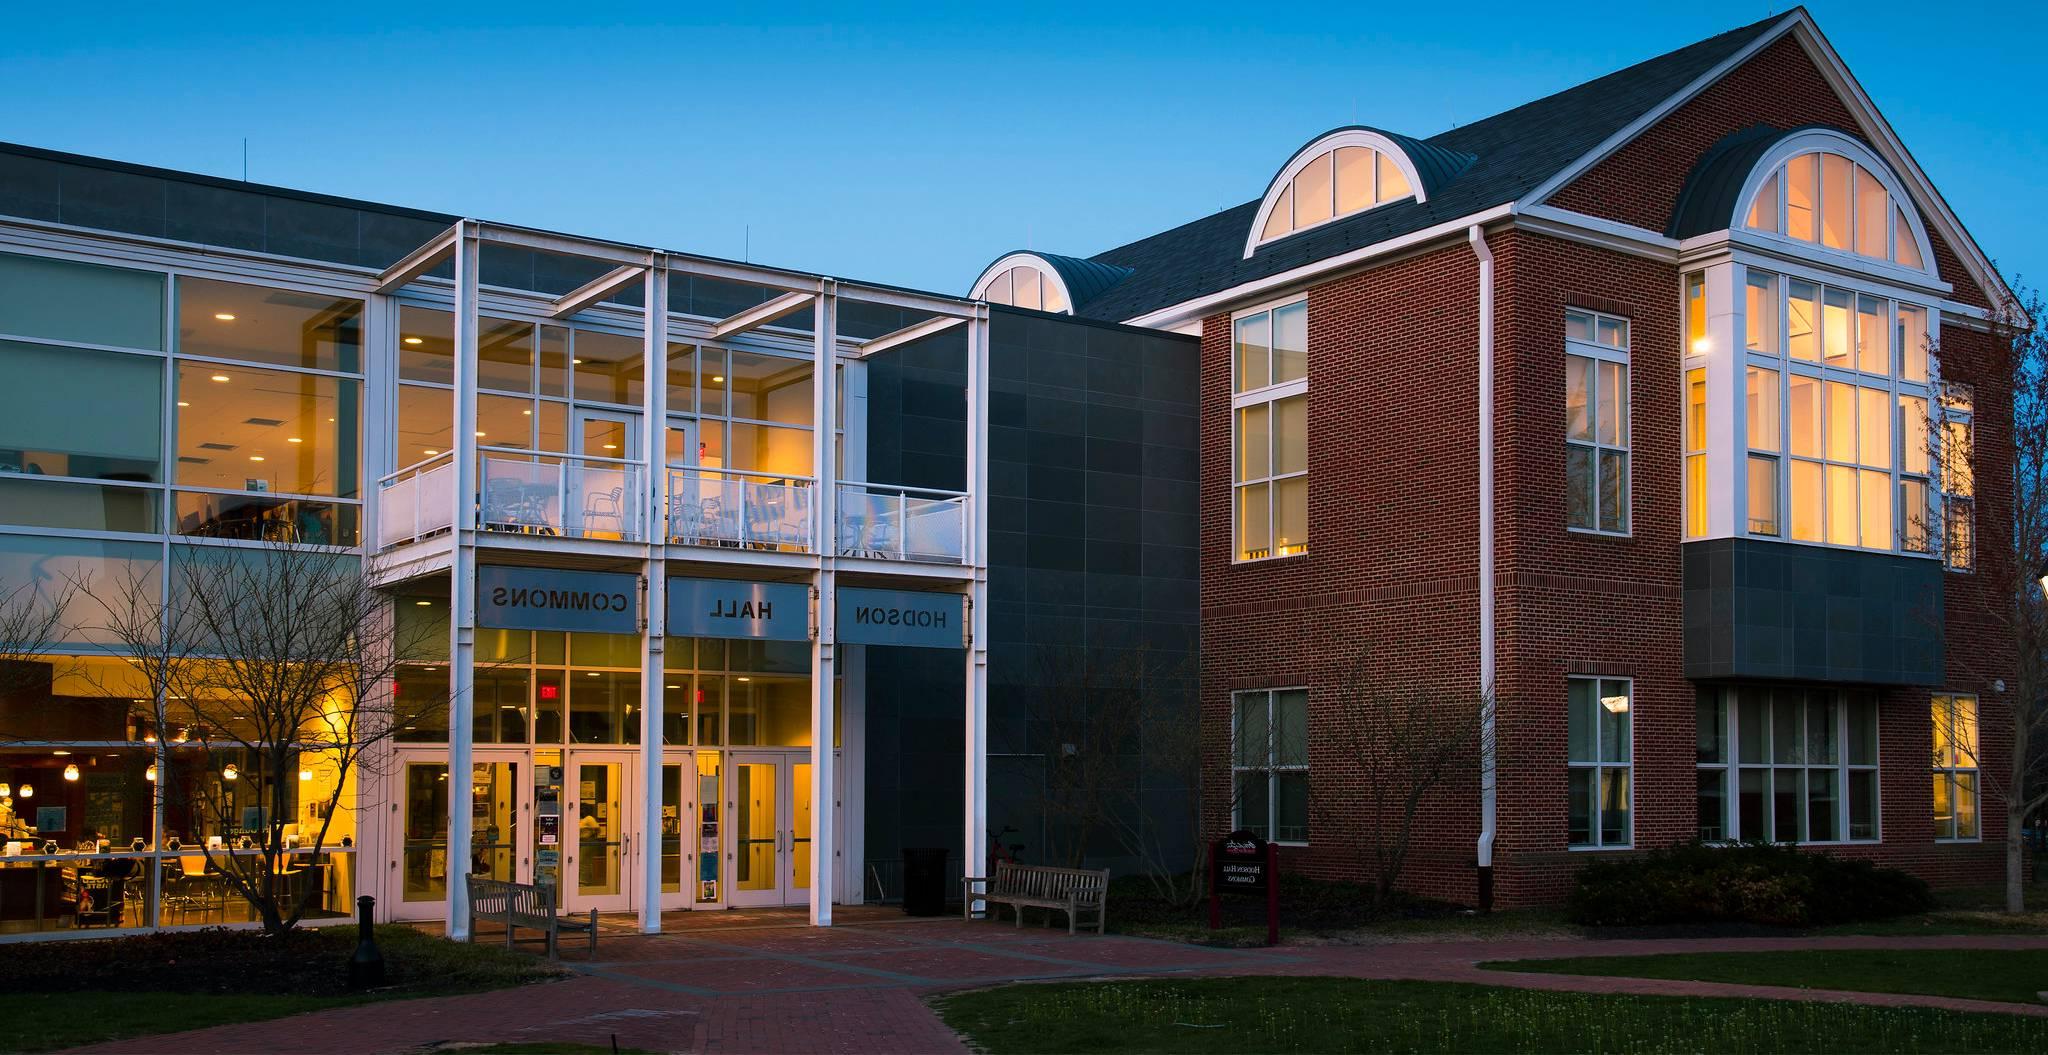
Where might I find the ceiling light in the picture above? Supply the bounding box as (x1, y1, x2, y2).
(177, 401, 191, 407)
(1690, 337, 1711, 354)
(299, 769, 312, 782)
(51, 750, 70, 757)
(213, 312, 237, 321)
(287, 437, 303, 444)
(736, 676, 751, 683)
(522, 410, 532, 416)
(666, 684, 679, 690)
(403, 336, 423, 346)
(586, 671, 600, 677)
(249, 455, 266, 462)
(475, 431, 486, 437)
(602, 443, 617, 450)
(424, 449, 440, 456)
(16, 784, 31, 798)
(210, 374, 231, 383)
(221, 763, 239, 781)
(145, 765, 157, 782)
(711, 375, 724, 383)
(63, 764, 80, 782)
(572, 358, 583, 365)
(414, 600, 432, 606)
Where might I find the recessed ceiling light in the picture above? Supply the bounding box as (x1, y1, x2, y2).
(424, 449, 440, 456)
(177, 401, 190, 407)
(210, 374, 230, 383)
(602, 443, 617, 450)
(572, 358, 584, 365)
(249, 455, 265, 462)
(287, 437, 303, 444)
(586, 671, 599, 677)
(51, 750, 71, 756)
(403, 336, 423, 345)
(475, 431, 486, 437)
(736, 676, 751, 682)
(711, 375, 724, 383)
(213, 312, 236, 321)
(522, 409, 532, 416)
(414, 600, 432, 606)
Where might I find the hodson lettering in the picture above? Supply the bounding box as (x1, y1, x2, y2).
(851, 603, 947, 630)
(489, 587, 631, 613)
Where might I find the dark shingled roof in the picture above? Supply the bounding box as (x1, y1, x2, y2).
(1065, 12, 1791, 323)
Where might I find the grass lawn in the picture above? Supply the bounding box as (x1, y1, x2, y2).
(933, 976, 2048, 1054)
(0, 925, 563, 1053)
(1485, 948, 2048, 1005)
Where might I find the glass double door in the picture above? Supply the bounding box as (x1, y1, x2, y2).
(396, 751, 634, 918)
(727, 751, 814, 908)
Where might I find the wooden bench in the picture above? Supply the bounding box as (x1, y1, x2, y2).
(466, 877, 597, 959)
(962, 862, 1109, 935)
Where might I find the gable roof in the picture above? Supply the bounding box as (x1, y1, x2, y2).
(1064, 12, 1792, 323)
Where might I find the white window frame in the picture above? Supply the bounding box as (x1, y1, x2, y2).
(1736, 130, 1939, 280)
(1730, 261, 1942, 559)
(1695, 687, 1881, 846)
(1230, 296, 1309, 563)
(1231, 687, 1309, 846)
(969, 253, 1073, 315)
(1565, 309, 1632, 536)
(1938, 383, 1975, 572)
(1567, 675, 1633, 850)
(1932, 693, 1981, 842)
(1242, 129, 1429, 257)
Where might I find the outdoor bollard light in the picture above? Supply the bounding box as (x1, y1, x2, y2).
(348, 895, 384, 989)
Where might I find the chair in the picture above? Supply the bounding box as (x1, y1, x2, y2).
(76, 875, 123, 927)
(582, 487, 624, 535)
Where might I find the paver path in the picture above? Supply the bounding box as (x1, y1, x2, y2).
(65, 922, 2048, 1054)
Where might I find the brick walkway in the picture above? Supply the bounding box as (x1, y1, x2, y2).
(65, 919, 2048, 1054)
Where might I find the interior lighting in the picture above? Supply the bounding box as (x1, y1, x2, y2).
(62, 764, 80, 782)
(213, 312, 237, 321)
(221, 763, 239, 781)
(299, 769, 313, 782)
(17, 784, 31, 798)
(249, 455, 266, 462)
(403, 336, 423, 345)
(1600, 693, 1630, 715)
(287, 437, 303, 444)
(210, 374, 231, 383)
(144, 766, 157, 782)
(0, 783, 11, 798)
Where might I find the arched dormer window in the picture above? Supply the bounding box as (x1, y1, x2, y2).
(971, 254, 1070, 313)
(1241, 128, 1469, 258)
(1737, 129, 1934, 273)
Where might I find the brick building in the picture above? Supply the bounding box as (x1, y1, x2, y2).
(971, 8, 2022, 905)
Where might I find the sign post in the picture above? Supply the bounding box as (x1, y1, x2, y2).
(1208, 828, 1280, 946)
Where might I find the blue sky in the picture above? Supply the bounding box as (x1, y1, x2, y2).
(2, 2, 2039, 299)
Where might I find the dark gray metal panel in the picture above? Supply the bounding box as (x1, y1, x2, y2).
(1683, 538, 1944, 685)
(862, 309, 1200, 879)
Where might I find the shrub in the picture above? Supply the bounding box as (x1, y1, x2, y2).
(1567, 842, 1933, 928)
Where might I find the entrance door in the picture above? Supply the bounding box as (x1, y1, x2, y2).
(726, 751, 819, 909)
(569, 408, 640, 539)
(562, 754, 633, 913)
(394, 753, 526, 920)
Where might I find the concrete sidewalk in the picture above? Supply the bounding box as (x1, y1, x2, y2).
(64, 920, 2048, 1054)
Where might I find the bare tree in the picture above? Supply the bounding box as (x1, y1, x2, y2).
(0, 579, 79, 731)
(1924, 283, 2048, 914)
(86, 542, 444, 935)
(1322, 648, 1493, 911)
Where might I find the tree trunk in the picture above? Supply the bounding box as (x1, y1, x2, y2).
(2009, 795, 2027, 915)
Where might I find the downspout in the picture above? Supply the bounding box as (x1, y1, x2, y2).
(1466, 225, 1497, 913)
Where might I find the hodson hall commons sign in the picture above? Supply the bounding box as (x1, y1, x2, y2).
(477, 568, 963, 649)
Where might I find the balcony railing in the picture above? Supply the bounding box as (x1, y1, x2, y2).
(836, 481, 968, 564)
(478, 449, 644, 542)
(666, 467, 813, 553)
(376, 452, 455, 548)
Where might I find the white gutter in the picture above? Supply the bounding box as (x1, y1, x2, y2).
(1467, 224, 1497, 908)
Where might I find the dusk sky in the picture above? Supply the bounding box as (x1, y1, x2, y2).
(3, 1, 2039, 298)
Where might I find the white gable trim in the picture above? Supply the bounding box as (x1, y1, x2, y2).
(1242, 128, 1430, 259)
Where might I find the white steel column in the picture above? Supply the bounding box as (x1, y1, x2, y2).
(444, 223, 480, 939)
(809, 283, 839, 926)
(1701, 261, 1743, 539)
(638, 260, 669, 933)
(962, 305, 990, 918)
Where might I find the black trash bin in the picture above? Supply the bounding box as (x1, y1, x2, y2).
(901, 847, 949, 916)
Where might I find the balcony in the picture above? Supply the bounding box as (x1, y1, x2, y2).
(477, 450, 645, 542)
(836, 481, 967, 564)
(666, 467, 813, 552)
(377, 453, 456, 547)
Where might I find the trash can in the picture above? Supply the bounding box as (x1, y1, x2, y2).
(901, 847, 949, 917)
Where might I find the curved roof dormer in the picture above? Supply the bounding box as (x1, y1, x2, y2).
(1242, 126, 1476, 258)
(1671, 124, 1937, 278)
(970, 251, 1135, 314)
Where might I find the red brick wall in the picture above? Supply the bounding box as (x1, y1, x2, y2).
(1198, 243, 1488, 904)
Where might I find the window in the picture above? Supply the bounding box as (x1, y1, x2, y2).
(1232, 300, 1307, 560)
(1698, 687, 1879, 843)
(1233, 688, 1308, 843)
(0, 251, 164, 351)
(1249, 131, 1426, 252)
(1566, 309, 1630, 534)
(1736, 268, 1937, 555)
(1568, 678, 1631, 848)
(975, 261, 1070, 313)
(1744, 147, 1928, 270)
(1931, 694, 1979, 840)
(1938, 384, 1974, 570)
